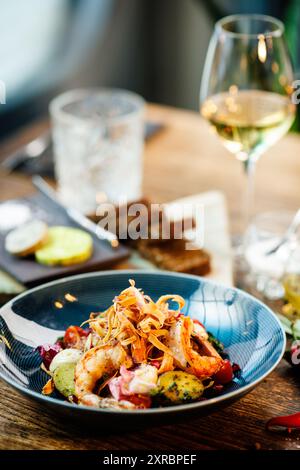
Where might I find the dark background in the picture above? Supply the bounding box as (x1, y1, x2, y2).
(0, 0, 299, 139)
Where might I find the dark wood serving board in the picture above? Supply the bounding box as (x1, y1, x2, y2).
(0, 193, 129, 287)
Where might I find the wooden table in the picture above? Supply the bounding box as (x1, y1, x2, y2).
(0, 104, 300, 450)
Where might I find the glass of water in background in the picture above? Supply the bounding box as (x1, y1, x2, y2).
(50, 89, 145, 214)
(244, 211, 297, 299)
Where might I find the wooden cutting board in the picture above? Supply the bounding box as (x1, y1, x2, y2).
(0, 193, 129, 287)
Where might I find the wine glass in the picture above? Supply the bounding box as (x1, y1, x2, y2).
(200, 14, 295, 234)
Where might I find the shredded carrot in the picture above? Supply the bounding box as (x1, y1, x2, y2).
(84, 281, 187, 370)
(158, 353, 174, 374)
(156, 294, 185, 312)
(131, 336, 147, 363)
(148, 334, 173, 356)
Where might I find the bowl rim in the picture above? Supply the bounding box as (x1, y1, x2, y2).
(0, 269, 286, 415)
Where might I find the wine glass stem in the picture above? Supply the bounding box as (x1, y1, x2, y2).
(243, 157, 256, 230)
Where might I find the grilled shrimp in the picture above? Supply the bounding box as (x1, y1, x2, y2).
(168, 316, 223, 379)
(192, 320, 223, 358)
(74, 343, 133, 408)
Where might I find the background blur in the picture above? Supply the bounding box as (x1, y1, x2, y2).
(0, 0, 299, 139)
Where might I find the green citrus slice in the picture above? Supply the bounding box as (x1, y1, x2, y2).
(35, 226, 93, 266)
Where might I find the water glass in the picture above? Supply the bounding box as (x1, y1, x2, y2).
(50, 88, 145, 214)
(244, 211, 296, 299)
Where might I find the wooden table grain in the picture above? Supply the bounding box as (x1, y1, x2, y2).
(0, 104, 300, 450)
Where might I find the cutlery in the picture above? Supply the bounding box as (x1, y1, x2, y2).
(32, 175, 119, 249)
(265, 208, 300, 256)
(1, 131, 51, 172)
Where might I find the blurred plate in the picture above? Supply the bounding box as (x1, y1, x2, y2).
(0, 194, 128, 287)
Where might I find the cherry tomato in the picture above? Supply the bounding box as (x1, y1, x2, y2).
(64, 326, 89, 348)
(125, 394, 152, 409)
(214, 359, 233, 384)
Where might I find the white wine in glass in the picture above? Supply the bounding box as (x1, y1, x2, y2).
(200, 15, 296, 232)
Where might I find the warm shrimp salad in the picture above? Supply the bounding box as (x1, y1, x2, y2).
(38, 280, 239, 409)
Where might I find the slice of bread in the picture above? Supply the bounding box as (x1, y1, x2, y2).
(94, 198, 195, 245)
(137, 239, 211, 276)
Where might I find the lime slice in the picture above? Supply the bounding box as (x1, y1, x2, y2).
(5, 219, 48, 257)
(35, 226, 93, 266)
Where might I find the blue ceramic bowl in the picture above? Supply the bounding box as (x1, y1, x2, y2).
(0, 270, 285, 426)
